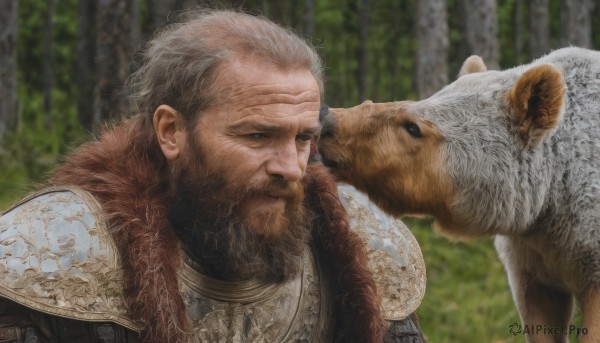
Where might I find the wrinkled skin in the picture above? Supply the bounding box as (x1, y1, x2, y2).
(154, 56, 321, 281)
(156, 56, 321, 238)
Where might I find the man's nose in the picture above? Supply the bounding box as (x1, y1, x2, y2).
(267, 142, 303, 182)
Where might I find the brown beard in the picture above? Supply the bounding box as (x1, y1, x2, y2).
(49, 118, 385, 343)
(168, 138, 310, 283)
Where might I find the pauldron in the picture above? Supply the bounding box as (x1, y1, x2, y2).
(0, 186, 137, 331)
(337, 185, 426, 320)
(0, 185, 425, 337)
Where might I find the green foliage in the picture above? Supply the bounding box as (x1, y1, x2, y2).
(0, 1, 598, 341)
(594, 2, 600, 49)
(446, 0, 467, 77)
(548, 0, 562, 48)
(314, 0, 358, 106)
(408, 218, 520, 343)
(314, 0, 417, 106)
(1, 0, 82, 209)
(408, 217, 582, 343)
(497, 0, 519, 67)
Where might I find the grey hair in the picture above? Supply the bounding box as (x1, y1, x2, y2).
(130, 9, 324, 126)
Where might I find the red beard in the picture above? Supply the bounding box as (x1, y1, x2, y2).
(167, 139, 310, 283)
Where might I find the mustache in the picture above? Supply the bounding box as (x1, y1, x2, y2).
(243, 179, 304, 201)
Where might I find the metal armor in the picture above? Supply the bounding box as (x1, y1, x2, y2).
(0, 185, 425, 342)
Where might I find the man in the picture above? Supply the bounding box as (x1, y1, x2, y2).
(0, 10, 425, 343)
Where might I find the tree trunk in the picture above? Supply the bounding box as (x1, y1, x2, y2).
(513, 0, 522, 63)
(76, 0, 98, 132)
(171, 0, 187, 12)
(451, 0, 470, 75)
(0, 0, 18, 147)
(415, 0, 448, 99)
(97, 0, 136, 122)
(303, 0, 314, 37)
(462, 0, 499, 70)
(269, 0, 286, 25)
(560, 0, 592, 48)
(528, 0, 550, 59)
(148, 0, 172, 30)
(130, 0, 141, 52)
(595, 1, 600, 50)
(356, 0, 369, 102)
(43, 0, 55, 129)
(385, 1, 402, 99)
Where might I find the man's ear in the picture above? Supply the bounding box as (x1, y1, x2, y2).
(153, 105, 186, 160)
(458, 55, 487, 77)
(508, 64, 565, 146)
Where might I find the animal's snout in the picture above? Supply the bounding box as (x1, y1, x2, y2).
(319, 105, 329, 122)
(319, 106, 337, 139)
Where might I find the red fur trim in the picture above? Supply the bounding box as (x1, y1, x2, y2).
(303, 164, 385, 343)
(50, 118, 186, 343)
(49, 118, 383, 342)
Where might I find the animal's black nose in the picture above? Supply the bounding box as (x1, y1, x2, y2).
(319, 110, 336, 139)
(319, 105, 329, 122)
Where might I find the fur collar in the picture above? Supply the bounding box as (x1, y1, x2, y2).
(50, 117, 384, 343)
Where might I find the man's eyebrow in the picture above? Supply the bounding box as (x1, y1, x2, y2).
(302, 126, 321, 135)
(228, 121, 321, 135)
(228, 121, 282, 132)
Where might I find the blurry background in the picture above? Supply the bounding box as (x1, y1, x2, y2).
(1, 0, 599, 342)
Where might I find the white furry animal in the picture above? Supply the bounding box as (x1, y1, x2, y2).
(318, 47, 600, 343)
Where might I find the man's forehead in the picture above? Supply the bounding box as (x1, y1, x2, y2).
(211, 56, 320, 100)
(230, 112, 319, 125)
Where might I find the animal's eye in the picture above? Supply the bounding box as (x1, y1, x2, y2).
(404, 122, 423, 138)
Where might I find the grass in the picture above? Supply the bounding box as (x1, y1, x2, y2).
(407, 218, 582, 343)
(406, 218, 521, 343)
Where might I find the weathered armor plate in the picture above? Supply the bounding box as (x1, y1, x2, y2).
(338, 185, 426, 320)
(0, 187, 137, 331)
(179, 245, 333, 342)
(0, 184, 426, 339)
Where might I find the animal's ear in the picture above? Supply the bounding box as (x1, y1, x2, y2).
(508, 64, 565, 146)
(458, 55, 487, 77)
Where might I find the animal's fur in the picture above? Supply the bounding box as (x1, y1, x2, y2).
(50, 116, 384, 342)
(319, 47, 600, 342)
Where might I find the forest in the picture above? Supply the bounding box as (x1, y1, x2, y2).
(1, 0, 599, 342)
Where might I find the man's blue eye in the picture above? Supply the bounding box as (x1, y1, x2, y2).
(248, 133, 267, 139)
(297, 134, 312, 142)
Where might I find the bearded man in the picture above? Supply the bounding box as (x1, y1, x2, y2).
(0, 9, 425, 343)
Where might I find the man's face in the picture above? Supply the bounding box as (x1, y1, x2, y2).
(167, 57, 320, 281)
(189, 57, 320, 236)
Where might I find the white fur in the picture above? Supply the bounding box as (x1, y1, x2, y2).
(411, 47, 600, 341)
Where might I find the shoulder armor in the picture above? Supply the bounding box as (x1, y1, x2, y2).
(0, 187, 139, 332)
(337, 185, 426, 320)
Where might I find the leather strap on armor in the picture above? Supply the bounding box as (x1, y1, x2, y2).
(0, 298, 139, 343)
